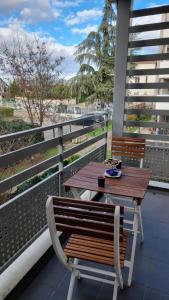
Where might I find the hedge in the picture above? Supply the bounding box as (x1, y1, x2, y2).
(0, 106, 14, 117)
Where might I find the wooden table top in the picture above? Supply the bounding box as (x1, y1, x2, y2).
(64, 162, 152, 201)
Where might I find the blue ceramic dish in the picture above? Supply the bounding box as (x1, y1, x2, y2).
(105, 168, 118, 176)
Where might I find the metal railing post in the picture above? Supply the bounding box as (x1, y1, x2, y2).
(58, 125, 64, 196)
(112, 0, 132, 136)
(104, 113, 109, 160)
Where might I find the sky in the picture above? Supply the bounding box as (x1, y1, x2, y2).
(0, 0, 168, 79)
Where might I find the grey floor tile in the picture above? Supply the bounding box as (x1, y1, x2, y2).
(144, 288, 169, 300)
(97, 284, 146, 300)
(17, 283, 55, 300)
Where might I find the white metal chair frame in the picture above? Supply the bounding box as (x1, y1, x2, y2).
(46, 196, 137, 300)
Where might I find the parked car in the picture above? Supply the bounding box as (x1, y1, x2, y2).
(74, 112, 105, 126)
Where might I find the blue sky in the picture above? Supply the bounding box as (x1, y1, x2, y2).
(0, 0, 168, 78)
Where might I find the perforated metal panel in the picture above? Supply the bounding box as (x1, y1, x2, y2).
(121, 145, 169, 182)
(0, 172, 59, 273)
(144, 145, 169, 182)
(62, 144, 106, 196)
(0, 144, 106, 273)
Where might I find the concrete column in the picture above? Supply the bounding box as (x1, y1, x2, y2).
(112, 0, 133, 136)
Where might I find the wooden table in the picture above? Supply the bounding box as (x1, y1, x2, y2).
(64, 162, 151, 203)
(64, 162, 151, 286)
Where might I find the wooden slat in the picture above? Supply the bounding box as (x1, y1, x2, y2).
(65, 176, 146, 199)
(65, 249, 115, 266)
(69, 235, 115, 250)
(124, 121, 169, 129)
(0, 154, 60, 194)
(112, 152, 144, 159)
(53, 196, 124, 213)
(125, 109, 169, 116)
(127, 53, 169, 62)
(129, 22, 169, 33)
(63, 122, 105, 142)
(63, 133, 106, 160)
(0, 137, 59, 168)
(123, 132, 169, 141)
(55, 223, 120, 241)
(126, 96, 169, 102)
(64, 233, 128, 267)
(131, 5, 169, 18)
(112, 147, 145, 154)
(54, 214, 121, 232)
(72, 234, 116, 246)
(126, 82, 169, 89)
(73, 172, 150, 189)
(54, 201, 116, 214)
(127, 68, 169, 76)
(63, 162, 151, 200)
(112, 141, 145, 147)
(54, 207, 116, 223)
(129, 37, 169, 48)
(112, 136, 145, 143)
(66, 240, 125, 257)
(112, 136, 145, 159)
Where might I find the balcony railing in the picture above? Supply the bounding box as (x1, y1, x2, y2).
(0, 115, 108, 275)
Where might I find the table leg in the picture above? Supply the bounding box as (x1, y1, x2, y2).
(128, 200, 139, 286)
(131, 199, 144, 243)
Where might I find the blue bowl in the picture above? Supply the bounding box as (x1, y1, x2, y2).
(106, 168, 118, 176)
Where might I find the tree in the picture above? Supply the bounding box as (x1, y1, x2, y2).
(9, 80, 20, 99)
(72, 0, 116, 105)
(0, 34, 64, 126)
(51, 81, 70, 100)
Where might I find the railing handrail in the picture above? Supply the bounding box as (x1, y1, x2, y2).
(0, 113, 108, 142)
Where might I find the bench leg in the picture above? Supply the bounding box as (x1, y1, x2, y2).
(128, 202, 139, 286)
(138, 205, 144, 243)
(67, 271, 76, 300)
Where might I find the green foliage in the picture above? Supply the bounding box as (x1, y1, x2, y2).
(108, 120, 112, 131)
(0, 119, 43, 153)
(72, 0, 116, 104)
(11, 154, 80, 197)
(67, 154, 80, 163)
(0, 106, 14, 117)
(43, 147, 58, 159)
(135, 115, 152, 121)
(87, 127, 103, 137)
(128, 114, 152, 122)
(9, 81, 20, 98)
(127, 127, 139, 133)
(51, 82, 70, 100)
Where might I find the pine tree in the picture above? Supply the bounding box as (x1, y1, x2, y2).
(72, 0, 116, 105)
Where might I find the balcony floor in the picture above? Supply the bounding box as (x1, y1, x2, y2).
(10, 187, 169, 300)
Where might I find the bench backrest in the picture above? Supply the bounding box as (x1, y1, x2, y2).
(51, 196, 124, 241)
(112, 136, 145, 160)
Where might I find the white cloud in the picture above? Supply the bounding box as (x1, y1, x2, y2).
(66, 8, 102, 26)
(132, 14, 161, 40)
(52, 0, 84, 8)
(0, 20, 79, 79)
(147, 2, 168, 7)
(131, 14, 163, 54)
(20, 0, 60, 24)
(0, 0, 27, 14)
(0, 0, 60, 24)
(72, 25, 98, 35)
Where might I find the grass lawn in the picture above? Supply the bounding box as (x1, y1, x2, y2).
(43, 147, 58, 159)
